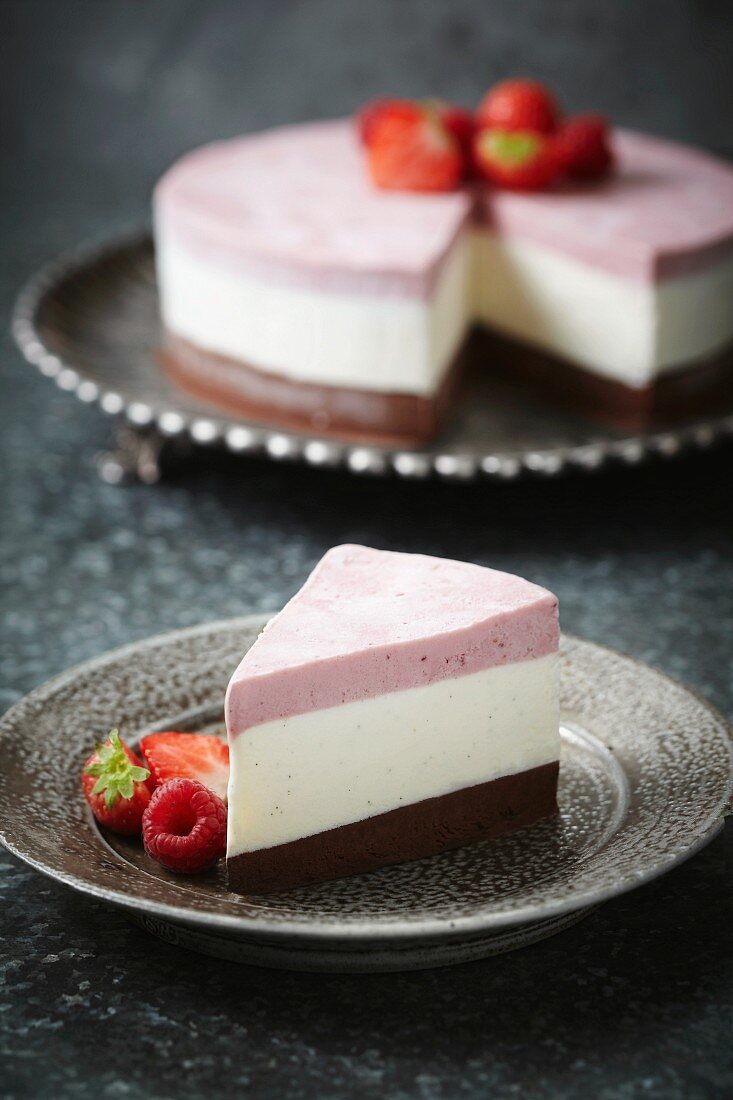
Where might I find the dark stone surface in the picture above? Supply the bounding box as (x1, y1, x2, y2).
(1, 2, 731, 1097)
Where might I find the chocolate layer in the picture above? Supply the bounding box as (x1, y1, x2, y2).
(162, 327, 733, 445)
(227, 760, 559, 894)
(161, 332, 464, 446)
(473, 328, 733, 431)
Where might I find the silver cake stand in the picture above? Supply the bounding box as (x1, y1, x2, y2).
(12, 229, 733, 483)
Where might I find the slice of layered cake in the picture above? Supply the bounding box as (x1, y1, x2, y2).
(225, 545, 560, 893)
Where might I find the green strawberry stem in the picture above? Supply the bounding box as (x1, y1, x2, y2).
(84, 729, 150, 808)
(483, 130, 542, 165)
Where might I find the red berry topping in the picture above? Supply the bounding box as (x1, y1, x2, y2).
(142, 778, 227, 874)
(435, 102, 476, 157)
(355, 98, 418, 146)
(366, 102, 464, 192)
(82, 729, 153, 835)
(140, 731, 230, 802)
(553, 114, 614, 179)
(474, 129, 560, 191)
(477, 79, 560, 135)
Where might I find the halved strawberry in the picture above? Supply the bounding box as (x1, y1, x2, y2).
(355, 98, 419, 146)
(357, 98, 473, 184)
(140, 732, 230, 802)
(367, 103, 464, 192)
(82, 729, 154, 835)
(476, 79, 560, 135)
(474, 129, 560, 191)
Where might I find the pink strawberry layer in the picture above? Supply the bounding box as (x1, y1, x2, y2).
(225, 546, 559, 738)
(155, 122, 469, 297)
(483, 130, 733, 280)
(156, 120, 733, 294)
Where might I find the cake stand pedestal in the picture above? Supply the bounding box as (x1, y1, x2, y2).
(96, 421, 190, 485)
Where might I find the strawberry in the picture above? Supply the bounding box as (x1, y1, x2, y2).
(82, 729, 153, 835)
(142, 778, 227, 874)
(139, 731, 230, 802)
(357, 99, 474, 153)
(476, 79, 560, 136)
(357, 98, 473, 183)
(367, 102, 464, 192)
(355, 98, 418, 146)
(474, 129, 560, 191)
(553, 114, 614, 179)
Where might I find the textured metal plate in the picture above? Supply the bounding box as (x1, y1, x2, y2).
(12, 231, 733, 481)
(0, 616, 730, 971)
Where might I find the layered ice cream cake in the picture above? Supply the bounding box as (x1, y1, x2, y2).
(155, 121, 733, 443)
(224, 545, 560, 893)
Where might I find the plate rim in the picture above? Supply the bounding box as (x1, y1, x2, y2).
(0, 615, 731, 945)
(11, 229, 733, 482)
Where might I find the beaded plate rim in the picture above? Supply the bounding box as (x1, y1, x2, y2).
(0, 615, 730, 946)
(11, 229, 733, 482)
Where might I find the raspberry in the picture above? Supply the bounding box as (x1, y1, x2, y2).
(142, 778, 227, 873)
(553, 114, 614, 179)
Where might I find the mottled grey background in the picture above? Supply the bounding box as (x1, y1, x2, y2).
(1, 3, 732, 1099)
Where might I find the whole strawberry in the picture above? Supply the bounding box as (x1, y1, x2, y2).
(474, 129, 560, 191)
(142, 777, 227, 874)
(477, 79, 560, 135)
(82, 729, 153, 835)
(366, 102, 464, 192)
(554, 114, 614, 179)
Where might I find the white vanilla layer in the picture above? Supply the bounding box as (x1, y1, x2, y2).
(473, 234, 733, 387)
(158, 222, 733, 394)
(157, 232, 471, 398)
(226, 652, 559, 858)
